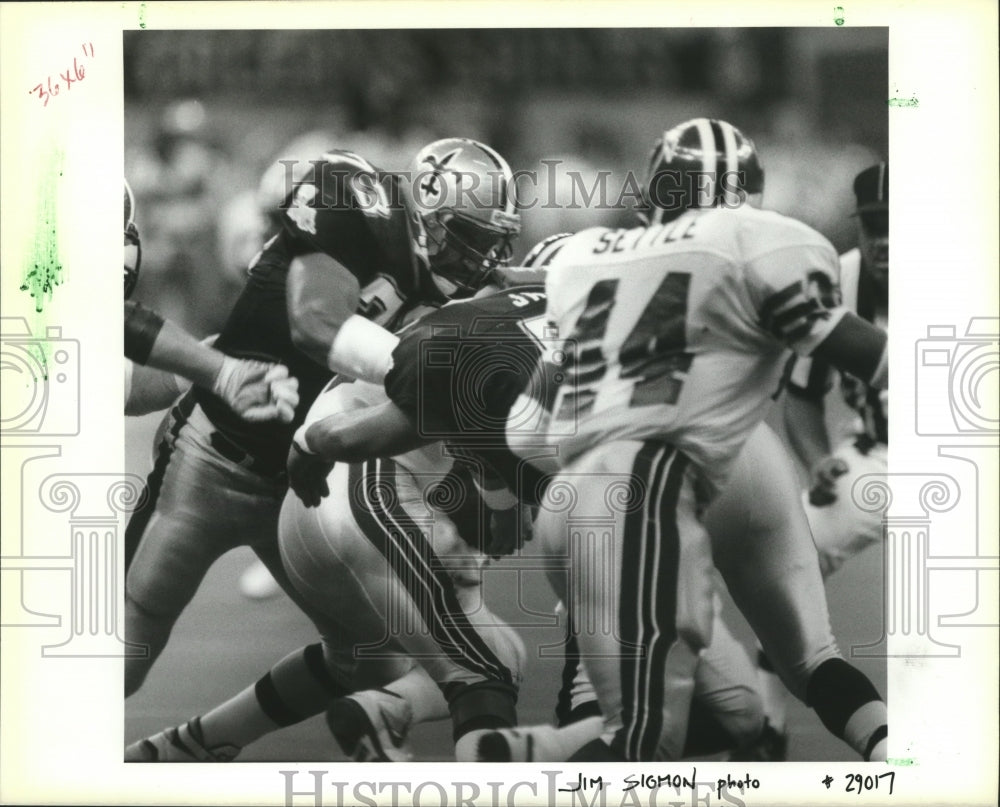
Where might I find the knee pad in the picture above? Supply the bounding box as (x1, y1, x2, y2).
(446, 680, 518, 739)
(805, 657, 883, 737)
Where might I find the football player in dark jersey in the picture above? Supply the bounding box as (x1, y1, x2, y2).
(123, 139, 521, 705)
(124, 282, 544, 762)
(123, 179, 299, 421)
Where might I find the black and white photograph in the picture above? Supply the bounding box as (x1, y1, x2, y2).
(0, 3, 997, 806)
(121, 26, 891, 765)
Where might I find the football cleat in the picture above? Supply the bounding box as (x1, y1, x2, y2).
(325, 689, 414, 762)
(124, 717, 240, 762)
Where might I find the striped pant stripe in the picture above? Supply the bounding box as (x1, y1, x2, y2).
(614, 442, 687, 760)
(348, 458, 512, 686)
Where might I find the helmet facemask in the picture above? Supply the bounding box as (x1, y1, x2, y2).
(420, 208, 519, 298)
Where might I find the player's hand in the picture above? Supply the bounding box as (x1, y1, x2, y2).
(808, 455, 849, 506)
(214, 358, 300, 423)
(287, 441, 334, 508)
(486, 505, 534, 559)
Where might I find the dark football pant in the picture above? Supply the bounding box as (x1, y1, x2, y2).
(124, 404, 328, 697)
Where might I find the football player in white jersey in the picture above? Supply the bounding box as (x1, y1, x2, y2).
(517, 119, 889, 762)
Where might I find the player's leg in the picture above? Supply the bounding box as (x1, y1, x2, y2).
(708, 423, 887, 761)
(124, 404, 182, 575)
(534, 441, 715, 761)
(286, 458, 524, 761)
(684, 602, 766, 757)
(750, 438, 887, 738)
(124, 409, 288, 697)
(478, 598, 764, 762)
(127, 481, 411, 761)
(125, 636, 416, 761)
(126, 475, 411, 762)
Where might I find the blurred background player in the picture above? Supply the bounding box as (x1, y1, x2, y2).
(749, 162, 889, 742)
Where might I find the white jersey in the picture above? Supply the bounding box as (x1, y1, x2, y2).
(541, 205, 845, 491)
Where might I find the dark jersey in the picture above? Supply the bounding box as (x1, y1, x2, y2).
(280, 150, 419, 303)
(384, 285, 552, 505)
(194, 151, 424, 474)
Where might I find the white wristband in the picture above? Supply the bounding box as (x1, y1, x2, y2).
(292, 423, 317, 455)
(327, 314, 400, 384)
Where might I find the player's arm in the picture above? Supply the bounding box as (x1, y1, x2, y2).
(125, 300, 218, 387)
(125, 300, 298, 422)
(784, 376, 853, 506)
(469, 464, 534, 558)
(286, 252, 398, 383)
(811, 312, 887, 390)
(748, 234, 886, 389)
(287, 402, 431, 507)
(299, 402, 429, 463)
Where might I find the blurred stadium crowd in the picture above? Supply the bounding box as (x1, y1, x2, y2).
(125, 28, 886, 337)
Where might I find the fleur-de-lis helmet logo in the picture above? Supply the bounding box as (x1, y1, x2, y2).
(418, 149, 461, 206)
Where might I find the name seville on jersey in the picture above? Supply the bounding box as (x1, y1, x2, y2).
(537, 205, 845, 488)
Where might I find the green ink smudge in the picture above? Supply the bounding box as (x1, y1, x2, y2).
(139, 3, 146, 28)
(25, 342, 51, 382)
(834, 6, 844, 25)
(19, 146, 65, 316)
(887, 757, 917, 766)
(887, 97, 919, 108)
